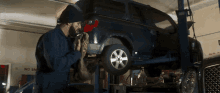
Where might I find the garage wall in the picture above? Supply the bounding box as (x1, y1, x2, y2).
(0, 28, 42, 86)
(187, 3, 220, 58)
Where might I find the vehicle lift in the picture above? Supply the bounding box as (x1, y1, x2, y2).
(14, 0, 198, 93)
(72, 0, 197, 92)
(95, 0, 198, 92)
(102, 0, 196, 92)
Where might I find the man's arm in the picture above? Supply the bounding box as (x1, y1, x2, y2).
(43, 33, 81, 71)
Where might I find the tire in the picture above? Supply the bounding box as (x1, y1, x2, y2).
(179, 67, 199, 93)
(101, 44, 132, 76)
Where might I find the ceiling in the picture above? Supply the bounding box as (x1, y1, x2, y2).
(0, 0, 218, 34)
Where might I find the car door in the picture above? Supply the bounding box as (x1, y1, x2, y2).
(148, 9, 179, 56)
(127, 3, 156, 57)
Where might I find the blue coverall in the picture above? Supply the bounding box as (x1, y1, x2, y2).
(34, 25, 81, 93)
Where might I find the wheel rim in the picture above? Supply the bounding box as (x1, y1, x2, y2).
(110, 49, 128, 70)
(181, 70, 197, 93)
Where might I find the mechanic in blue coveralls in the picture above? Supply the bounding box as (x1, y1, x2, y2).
(34, 5, 84, 93)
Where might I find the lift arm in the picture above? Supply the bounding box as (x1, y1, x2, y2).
(177, 0, 194, 73)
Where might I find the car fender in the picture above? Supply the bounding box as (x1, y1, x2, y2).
(188, 37, 203, 62)
(98, 34, 134, 56)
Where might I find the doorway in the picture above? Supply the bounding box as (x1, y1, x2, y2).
(0, 63, 11, 93)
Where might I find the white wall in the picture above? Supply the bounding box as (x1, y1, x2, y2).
(187, 3, 220, 58)
(0, 28, 42, 86)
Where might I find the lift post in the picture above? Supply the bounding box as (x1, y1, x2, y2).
(176, 0, 194, 73)
(107, 73, 111, 93)
(219, 0, 220, 12)
(94, 65, 100, 93)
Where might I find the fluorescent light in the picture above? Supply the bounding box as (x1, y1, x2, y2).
(2, 83, 6, 85)
(0, 13, 56, 26)
(0, 19, 8, 25)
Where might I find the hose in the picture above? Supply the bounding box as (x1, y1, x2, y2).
(187, 0, 197, 41)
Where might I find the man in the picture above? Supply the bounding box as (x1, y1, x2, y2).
(34, 5, 84, 93)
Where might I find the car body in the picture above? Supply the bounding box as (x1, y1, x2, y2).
(76, 0, 203, 76)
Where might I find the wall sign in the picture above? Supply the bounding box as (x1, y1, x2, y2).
(24, 68, 36, 71)
(1, 65, 5, 68)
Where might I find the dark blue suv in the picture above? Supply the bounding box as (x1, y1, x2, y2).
(76, 0, 203, 76)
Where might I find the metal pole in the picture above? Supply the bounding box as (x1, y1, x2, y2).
(94, 65, 100, 93)
(131, 70, 133, 86)
(219, 0, 220, 12)
(177, 0, 193, 73)
(107, 73, 110, 93)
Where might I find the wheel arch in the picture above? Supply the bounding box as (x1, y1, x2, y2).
(99, 35, 134, 56)
(188, 37, 204, 62)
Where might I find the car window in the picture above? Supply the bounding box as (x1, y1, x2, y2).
(93, 0, 125, 13)
(88, 1, 125, 19)
(150, 11, 175, 33)
(83, 0, 125, 16)
(141, 9, 153, 26)
(154, 20, 174, 29)
(128, 3, 144, 24)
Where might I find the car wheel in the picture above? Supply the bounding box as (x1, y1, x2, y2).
(101, 44, 132, 76)
(179, 67, 199, 93)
